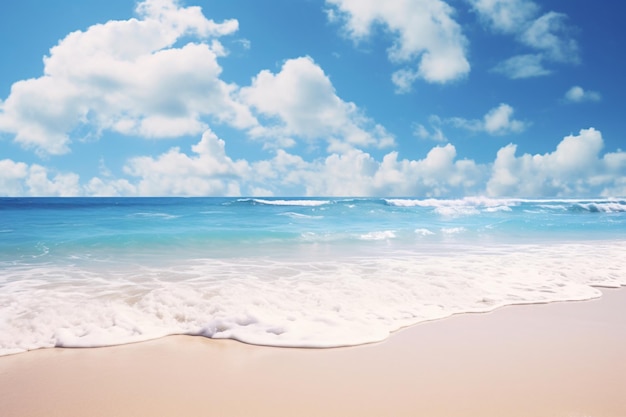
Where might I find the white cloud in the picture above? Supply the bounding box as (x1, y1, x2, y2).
(26, 166, 82, 196)
(0, 159, 29, 196)
(240, 56, 394, 151)
(413, 124, 447, 142)
(3, 127, 625, 198)
(84, 177, 136, 197)
(520, 12, 579, 63)
(487, 128, 625, 196)
(391, 68, 419, 94)
(468, 0, 539, 33)
(483, 104, 527, 134)
(469, 0, 579, 78)
(413, 115, 448, 142)
(248, 145, 486, 197)
(82, 128, 484, 197)
(0, 0, 255, 156)
(0, 159, 81, 196)
(123, 129, 249, 196)
(73, 128, 626, 198)
(564, 86, 601, 103)
(491, 54, 551, 79)
(326, 0, 470, 89)
(135, 0, 239, 37)
(449, 103, 528, 135)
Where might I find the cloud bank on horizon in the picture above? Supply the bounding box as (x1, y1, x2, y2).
(0, 0, 624, 197)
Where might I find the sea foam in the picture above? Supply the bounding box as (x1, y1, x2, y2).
(0, 197, 624, 356)
(1, 241, 624, 355)
(245, 198, 331, 207)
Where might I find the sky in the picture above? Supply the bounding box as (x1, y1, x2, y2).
(0, 0, 625, 197)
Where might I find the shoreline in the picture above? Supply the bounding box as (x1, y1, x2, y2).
(1, 288, 626, 417)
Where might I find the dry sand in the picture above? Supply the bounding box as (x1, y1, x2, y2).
(1, 288, 625, 417)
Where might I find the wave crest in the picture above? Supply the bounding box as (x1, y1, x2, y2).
(238, 198, 331, 207)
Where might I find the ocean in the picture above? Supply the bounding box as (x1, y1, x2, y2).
(1, 197, 625, 356)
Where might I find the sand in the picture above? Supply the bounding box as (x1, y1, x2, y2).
(1, 288, 625, 417)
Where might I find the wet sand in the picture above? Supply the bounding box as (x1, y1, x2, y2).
(1, 288, 625, 417)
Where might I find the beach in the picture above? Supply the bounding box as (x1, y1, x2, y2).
(1, 288, 625, 417)
(1, 0, 625, 413)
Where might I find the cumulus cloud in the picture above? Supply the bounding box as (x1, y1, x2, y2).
(0, 160, 29, 196)
(240, 56, 394, 151)
(326, 0, 470, 90)
(57, 130, 485, 198)
(83, 178, 136, 197)
(482, 104, 528, 135)
(73, 127, 626, 198)
(123, 129, 250, 196)
(469, 0, 579, 78)
(92, 129, 484, 197)
(118, 126, 622, 198)
(0, 0, 255, 155)
(487, 128, 626, 196)
(26, 166, 82, 196)
(449, 103, 528, 135)
(250, 144, 486, 197)
(0, 159, 81, 196)
(564, 86, 601, 103)
(3, 126, 626, 198)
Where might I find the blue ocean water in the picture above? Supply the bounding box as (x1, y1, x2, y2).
(1, 197, 625, 355)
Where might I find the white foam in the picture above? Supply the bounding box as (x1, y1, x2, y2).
(252, 199, 330, 207)
(576, 202, 626, 213)
(131, 212, 180, 219)
(385, 197, 519, 209)
(279, 212, 324, 220)
(385, 198, 523, 217)
(1, 241, 625, 355)
(484, 205, 513, 213)
(435, 206, 480, 217)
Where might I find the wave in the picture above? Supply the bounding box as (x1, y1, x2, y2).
(130, 212, 180, 219)
(387, 197, 512, 206)
(238, 198, 331, 207)
(2, 241, 624, 355)
(385, 197, 520, 209)
(385, 197, 626, 215)
(279, 212, 324, 220)
(522, 200, 626, 214)
(385, 197, 518, 217)
(434, 206, 480, 217)
(573, 201, 626, 213)
(484, 205, 513, 213)
(299, 232, 340, 242)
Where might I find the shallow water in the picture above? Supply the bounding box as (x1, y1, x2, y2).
(1, 197, 625, 355)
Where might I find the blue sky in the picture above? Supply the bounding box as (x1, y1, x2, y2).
(0, 0, 625, 197)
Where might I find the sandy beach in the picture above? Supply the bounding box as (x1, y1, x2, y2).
(1, 288, 625, 417)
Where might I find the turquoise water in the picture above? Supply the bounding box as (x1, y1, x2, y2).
(1, 197, 625, 355)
